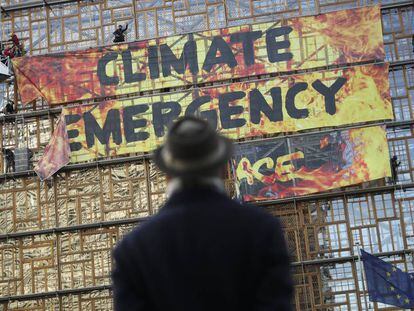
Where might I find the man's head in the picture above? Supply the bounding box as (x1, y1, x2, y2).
(153, 116, 233, 180)
(118, 25, 123, 30)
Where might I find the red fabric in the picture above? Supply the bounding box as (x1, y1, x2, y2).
(34, 114, 71, 180)
(11, 34, 19, 46)
(3, 47, 14, 58)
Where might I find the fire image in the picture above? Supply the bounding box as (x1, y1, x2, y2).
(234, 126, 391, 201)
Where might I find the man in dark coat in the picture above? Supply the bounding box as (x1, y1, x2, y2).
(113, 24, 128, 43)
(2, 148, 15, 173)
(112, 116, 293, 311)
(390, 155, 401, 184)
(4, 100, 15, 114)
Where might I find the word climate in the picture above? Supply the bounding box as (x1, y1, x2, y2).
(97, 27, 294, 84)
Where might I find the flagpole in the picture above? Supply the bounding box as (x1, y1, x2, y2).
(356, 242, 370, 310)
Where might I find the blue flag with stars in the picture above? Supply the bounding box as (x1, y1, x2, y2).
(361, 249, 414, 308)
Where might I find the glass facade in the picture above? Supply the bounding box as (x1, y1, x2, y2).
(0, 0, 413, 309)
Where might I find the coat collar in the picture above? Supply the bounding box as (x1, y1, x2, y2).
(164, 184, 228, 208)
(166, 177, 225, 198)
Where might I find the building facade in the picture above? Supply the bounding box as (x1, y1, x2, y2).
(0, 0, 413, 310)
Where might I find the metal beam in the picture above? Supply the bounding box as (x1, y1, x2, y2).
(0, 285, 112, 303)
(388, 59, 414, 69)
(380, 0, 414, 10)
(0, 182, 413, 241)
(258, 182, 413, 206)
(0, 216, 149, 241)
(290, 249, 413, 267)
(0, 248, 411, 302)
(1, 0, 413, 14)
(1, 0, 83, 12)
(0, 153, 151, 181)
(0, 107, 61, 124)
(0, 6, 10, 17)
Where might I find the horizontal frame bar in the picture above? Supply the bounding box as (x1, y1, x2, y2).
(2, 0, 413, 14)
(1, 0, 82, 12)
(291, 249, 413, 267)
(0, 285, 112, 303)
(0, 216, 149, 241)
(257, 182, 409, 206)
(379, 0, 414, 9)
(0, 182, 413, 241)
(0, 249, 411, 302)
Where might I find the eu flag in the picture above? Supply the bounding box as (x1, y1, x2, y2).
(361, 249, 414, 308)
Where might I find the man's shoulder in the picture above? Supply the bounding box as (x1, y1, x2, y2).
(114, 193, 280, 255)
(216, 194, 278, 222)
(115, 208, 178, 248)
(235, 202, 281, 231)
(167, 190, 278, 225)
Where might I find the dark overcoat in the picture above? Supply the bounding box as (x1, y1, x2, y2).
(112, 187, 293, 311)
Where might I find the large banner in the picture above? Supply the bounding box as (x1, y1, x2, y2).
(60, 63, 392, 163)
(232, 126, 391, 202)
(13, 6, 384, 105)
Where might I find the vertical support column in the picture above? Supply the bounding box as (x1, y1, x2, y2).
(98, 165, 105, 222)
(18, 238, 24, 295)
(397, 189, 409, 250)
(315, 0, 321, 15)
(35, 116, 40, 151)
(345, 193, 363, 310)
(56, 232, 63, 292)
(144, 158, 153, 216)
(223, 0, 229, 27)
(131, 0, 138, 40)
(13, 77, 19, 149)
(12, 180, 17, 232)
(13, 72, 18, 113)
(350, 255, 364, 310)
(293, 199, 310, 309)
(99, 1, 105, 45)
(171, 0, 177, 34)
(0, 121, 3, 174)
(52, 172, 63, 306)
(356, 242, 370, 310)
(53, 174, 59, 228)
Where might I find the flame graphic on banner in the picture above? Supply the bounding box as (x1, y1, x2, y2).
(237, 126, 391, 202)
(291, 6, 384, 62)
(13, 42, 145, 104)
(14, 50, 111, 104)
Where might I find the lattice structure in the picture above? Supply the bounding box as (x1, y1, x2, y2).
(0, 0, 413, 310)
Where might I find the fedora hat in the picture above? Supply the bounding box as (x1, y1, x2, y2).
(153, 116, 233, 177)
